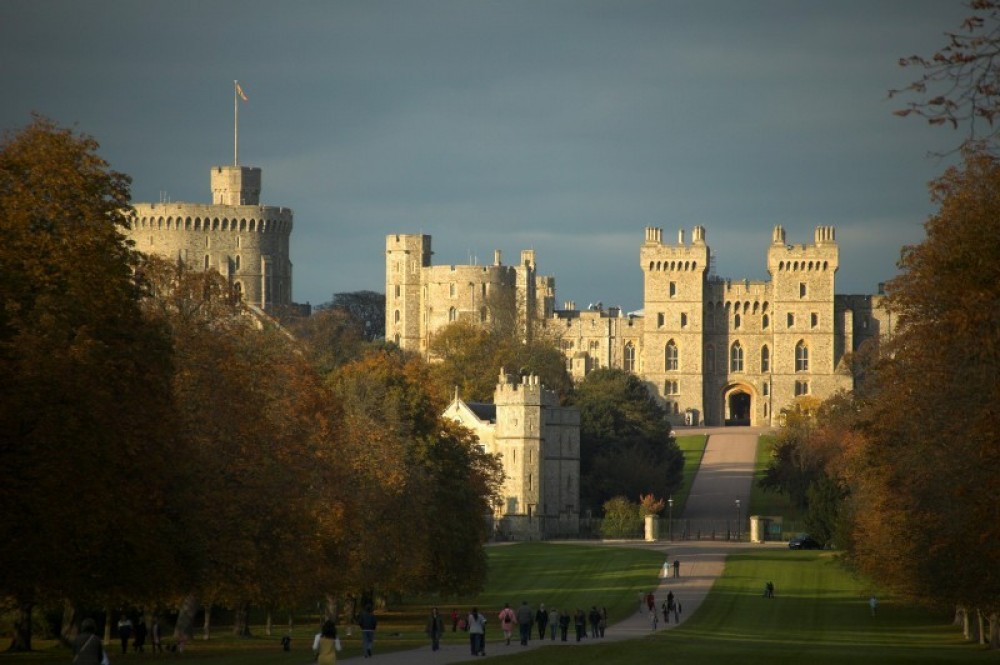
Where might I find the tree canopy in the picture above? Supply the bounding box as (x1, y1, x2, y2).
(571, 369, 682, 513)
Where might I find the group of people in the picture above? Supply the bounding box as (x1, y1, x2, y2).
(72, 615, 167, 663)
(644, 589, 683, 628)
(434, 601, 611, 656)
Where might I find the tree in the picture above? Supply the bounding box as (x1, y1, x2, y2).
(317, 290, 386, 341)
(891, 0, 1000, 151)
(571, 369, 683, 513)
(599, 496, 641, 539)
(845, 150, 1000, 646)
(0, 118, 181, 650)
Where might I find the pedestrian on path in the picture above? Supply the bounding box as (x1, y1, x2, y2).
(425, 607, 444, 652)
(673, 559, 681, 577)
(548, 607, 559, 640)
(573, 608, 586, 642)
(358, 604, 377, 658)
(468, 607, 487, 656)
(516, 601, 533, 645)
(558, 612, 570, 641)
(535, 603, 548, 640)
(498, 603, 515, 646)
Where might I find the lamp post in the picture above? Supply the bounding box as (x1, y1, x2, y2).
(668, 497, 674, 542)
(735, 499, 741, 542)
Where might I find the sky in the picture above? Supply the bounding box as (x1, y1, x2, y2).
(1, 1, 970, 311)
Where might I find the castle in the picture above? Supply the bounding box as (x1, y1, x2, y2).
(124, 165, 294, 312)
(387, 226, 893, 427)
(443, 370, 580, 540)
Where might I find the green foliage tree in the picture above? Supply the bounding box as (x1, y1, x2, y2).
(599, 496, 641, 539)
(572, 369, 682, 513)
(0, 118, 181, 650)
(845, 150, 1000, 646)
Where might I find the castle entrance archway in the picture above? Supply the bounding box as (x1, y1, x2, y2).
(723, 383, 754, 426)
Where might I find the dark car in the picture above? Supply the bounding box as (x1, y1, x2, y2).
(788, 534, 823, 550)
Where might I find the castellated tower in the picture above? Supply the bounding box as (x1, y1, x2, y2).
(385, 235, 555, 356)
(765, 225, 850, 415)
(640, 226, 710, 422)
(126, 165, 293, 311)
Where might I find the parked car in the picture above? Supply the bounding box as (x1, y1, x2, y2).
(788, 534, 823, 550)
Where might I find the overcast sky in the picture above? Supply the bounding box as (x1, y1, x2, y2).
(1, 1, 969, 310)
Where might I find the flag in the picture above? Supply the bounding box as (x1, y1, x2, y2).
(236, 81, 249, 102)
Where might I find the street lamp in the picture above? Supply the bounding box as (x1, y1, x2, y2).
(668, 497, 674, 542)
(735, 499, 741, 541)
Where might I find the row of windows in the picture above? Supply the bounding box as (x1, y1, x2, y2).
(658, 340, 810, 373)
(661, 380, 807, 401)
(131, 216, 289, 233)
(648, 260, 699, 272)
(658, 310, 821, 330)
(777, 260, 829, 272)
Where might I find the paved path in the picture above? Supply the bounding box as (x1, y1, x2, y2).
(340, 428, 768, 664)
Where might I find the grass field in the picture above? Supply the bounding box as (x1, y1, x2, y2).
(7, 543, 993, 664)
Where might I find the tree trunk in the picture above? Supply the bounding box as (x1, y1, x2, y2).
(203, 604, 212, 640)
(265, 607, 273, 637)
(979, 609, 987, 645)
(961, 606, 973, 640)
(233, 601, 252, 637)
(60, 601, 81, 646)
(174, 594, 198, 643)
(5, 600, 33, 652)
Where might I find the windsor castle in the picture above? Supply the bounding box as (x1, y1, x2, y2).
(387, 225, 893, 429)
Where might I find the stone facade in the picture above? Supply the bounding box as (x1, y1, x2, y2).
(125, 165, 294, 312)
(443, 371, 581, 540)
(389, 226, 894, 427)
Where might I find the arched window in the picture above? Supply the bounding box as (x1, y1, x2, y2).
(394, 310, 401, 324)
(665, 341, 679, 371)
(448, 306, 457, 322)
(761, 345, 770, 372)
(235, 255, 241, 271)
(795, 340, 809, 372)
(762, 314, 770, 329)
(624, 342, 636, 373)
(734, 313, 741, 329)
(730, 342, 743, 372)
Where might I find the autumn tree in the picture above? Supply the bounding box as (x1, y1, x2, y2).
(328, 348, 501, 602)
(316, 290, 386, 341)
(0, 118, 182, 650)
(571, 369, 682, 513)
(845, 150, 1000, 646)
(891, 0, 1000, 151)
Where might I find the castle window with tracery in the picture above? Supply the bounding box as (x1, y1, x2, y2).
(730, 342, 743, 372)
(795, 341, 809, 372)
(665, 341, 678, 371)
(761, 345, 770, 372)
(624, 342, 636, 373)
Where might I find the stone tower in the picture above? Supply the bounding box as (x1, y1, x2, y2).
(385, 234, 432, 349)
(126, 165, 293, 311)
(640, 226, 710, 420)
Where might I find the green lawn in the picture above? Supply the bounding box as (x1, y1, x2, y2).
(7, 544, 992, 664)
(672, 434, 708, 516)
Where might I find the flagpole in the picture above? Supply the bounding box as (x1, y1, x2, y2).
(234, 80, 239, 166)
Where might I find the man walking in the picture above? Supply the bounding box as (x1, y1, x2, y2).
(516, 601, 533, 646)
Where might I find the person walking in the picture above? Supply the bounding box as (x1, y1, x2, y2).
(467, 607, 487, 656)
(451, 608, 460, 632)
(558, 611, 570, 642)
(535, 603, 548, 640)
(673, 559, 681, 578)
(573, 608, 586, 642)
(133, 616, 147, 653)
(312, 620, 339, 665)
(516, 601, 533, 646)
(72, 618, 107, 665)
(599, 607, 608, 637)
(150, 616, 163, 653)
(588, 606, 600, 638)
(548, 607, 559, 640)
(498, 603, 516, 646)
(425, 607, 444, 651)
(358, 604, 377, 658)
(117, 615, 133, 655)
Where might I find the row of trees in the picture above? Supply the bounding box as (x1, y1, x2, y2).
(0, 118, 501, 651)
(761, 149, 1000, 647)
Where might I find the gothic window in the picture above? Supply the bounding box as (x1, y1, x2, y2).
(796, 340, 809, 372)
(795, 380, 810, 396)
(811, 312, 818, 328)
(657, 312, 664, 328)
(734, 313, 741, 329)
(762, 314, 770, 329)
(787, 312, 794, 328)
(624, 342, 636, 373)
(235, 254, 241, 270)
(665, 380, 679, 395)
(762, 381, 769, 396)
(665, 341, 679, 371)
(449, 307, 457, 322)
(730, 342, 744, 372)
(394, 285, 400, 298)
(669, 281, 677, 297)
(799, 282, 807, 298)
(706, 345, 715, 373)
(681, 312, 688, 328)
(761, 345, 770, 372)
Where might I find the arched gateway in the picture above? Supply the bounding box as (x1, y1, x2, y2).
(723, 384, 754, 426)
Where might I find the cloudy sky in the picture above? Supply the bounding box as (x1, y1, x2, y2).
(1, 1, 969, 310)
